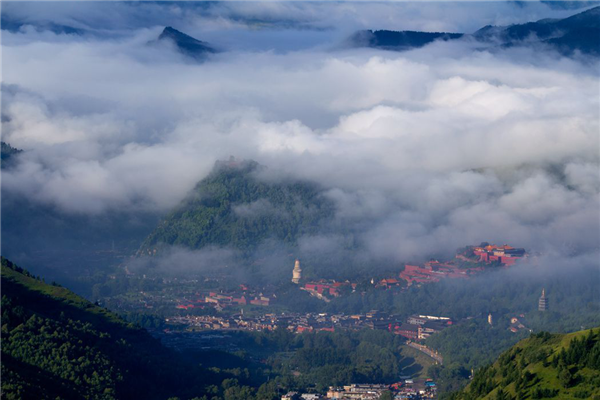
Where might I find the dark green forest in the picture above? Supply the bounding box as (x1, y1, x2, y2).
(241, 328, 413, 391)
(172, 327, 434, 397)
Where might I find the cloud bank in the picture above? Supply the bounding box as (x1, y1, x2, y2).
(1, 1, 598, 269)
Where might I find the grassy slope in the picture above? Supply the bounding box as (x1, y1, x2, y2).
(456, 328, 600, 400)
(493, 329, 600, 400)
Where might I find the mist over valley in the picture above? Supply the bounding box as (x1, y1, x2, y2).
(1, 2, 599, 399)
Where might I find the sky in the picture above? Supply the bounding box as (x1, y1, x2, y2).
(1, 1, 599, 274)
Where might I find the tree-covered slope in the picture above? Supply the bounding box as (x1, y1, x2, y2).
(1, 141, 22, 169)
(139, 160, 335, 255)
(450, 328, 600, 400)
(0, 257, 217, 400)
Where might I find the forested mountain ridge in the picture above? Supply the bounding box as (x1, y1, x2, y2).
(0, 257, 217, 400)
(449, 328, 600, 400)
(351, 6, 600, 56)
(139, 159, 335, 255)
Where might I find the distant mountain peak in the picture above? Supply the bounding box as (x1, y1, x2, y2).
(155, 26, 217, 59)
(162, 26, 178, 34)
(159, 26, 193, 41)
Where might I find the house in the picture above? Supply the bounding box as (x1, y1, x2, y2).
(395, 323, 419, 340)
(250, 296, 270, 306)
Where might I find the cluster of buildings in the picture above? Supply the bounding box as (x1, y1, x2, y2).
(282, 380, 437, 400)
(128, 242, 529, 317)
(391, 315, 452, 343)
(301, 281, 356, 301)
(397, 243, 526, 287)
(287, 312, 451, 341)
(288, 243, 528, 302)
(166, 311, 391, 333)
(470, 243, 526, 266)
(282, 393, 325, 400)
(508, 316, 530, 333)
(391, 379, 437, 399)
(293, 260, 356, 302)
(165, 311, 451, 350)
(374, 278, 403, 289)
(166, 314, 278, 331)
(399, 261, 482, 286)
(486, 289, 545, 334)
(175, 287, 275, 311)
(326, 384, 389, 399)
(503, 289, 546, 333)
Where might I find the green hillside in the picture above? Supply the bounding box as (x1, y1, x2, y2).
(139, 159, 335, 254)
(450, 328, 600, 400)
(0, 257, 216, 400)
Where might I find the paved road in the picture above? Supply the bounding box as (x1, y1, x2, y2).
(407, 341, 444, 364)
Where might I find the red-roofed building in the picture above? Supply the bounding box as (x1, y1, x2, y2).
(472, 244, 525, 265)
(318, 326, 335, 332)
(395, 323, 419, 340)
(250, 296, 270, 306)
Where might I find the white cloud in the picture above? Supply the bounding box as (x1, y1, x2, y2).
(1, 1, 598, 264)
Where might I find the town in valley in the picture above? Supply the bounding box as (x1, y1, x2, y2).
(101, 243, 540, 400)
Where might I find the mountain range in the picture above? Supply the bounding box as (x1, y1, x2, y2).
(350, 6, 600, 56)
(2, 6, 598, 58)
